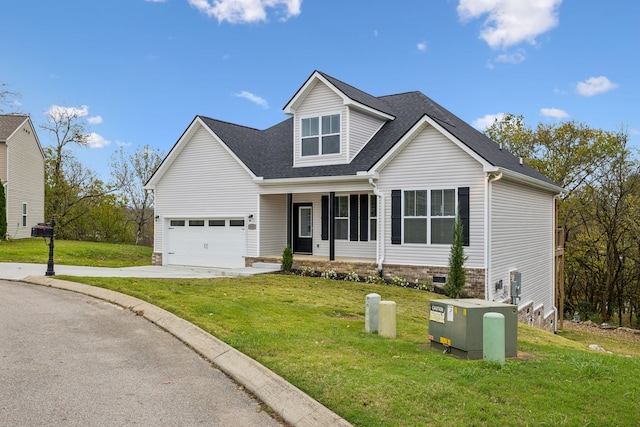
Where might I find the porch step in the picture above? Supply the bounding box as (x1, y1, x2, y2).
(252, 262, 282, 270)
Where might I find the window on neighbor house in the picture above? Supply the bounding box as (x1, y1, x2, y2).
(334, 195, 349, 240)
(301, 114, 340, 156)
(403, 189, 456, 244)
(369, 195, 377, 241)
(22, 203, 27, 227)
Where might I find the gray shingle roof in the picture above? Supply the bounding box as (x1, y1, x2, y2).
(198, 73, 557, 187)
(0, 115, 28, 141)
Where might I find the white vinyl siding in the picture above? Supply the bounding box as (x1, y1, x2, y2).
(293, 82, 347, 167)
(4, 120, 44, 239)
(259, 194, 287, 256)
(0, 142, 7, 182)
(349, 109, 386, 161)
(489, 178, 555, 318)
(377, 125, 485, 268)
(154, 124, 259, 260)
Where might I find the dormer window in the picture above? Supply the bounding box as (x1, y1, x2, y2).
(301, 114, 340, 156)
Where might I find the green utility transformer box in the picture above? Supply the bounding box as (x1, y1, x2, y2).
(428, 299, 518, 359)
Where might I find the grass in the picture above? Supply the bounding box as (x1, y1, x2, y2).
(0, 238, 152, 267)
(56, 274, 640, 427)
(3, 241, 638, 425)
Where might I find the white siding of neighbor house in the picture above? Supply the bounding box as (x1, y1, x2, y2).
(0, 142, 7, 182)
(5, 121, 44, 239)
(293, 81, 347, 167)
(376, 125, 486, 268)
(348, 109, 386, 161)
(154, 124, 259, 257)
(259, 194, 288, 256)
(489, 177, 555, 317)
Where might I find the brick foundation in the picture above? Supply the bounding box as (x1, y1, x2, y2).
(152, 252, 162, 266)
(246, 257, 485, 298)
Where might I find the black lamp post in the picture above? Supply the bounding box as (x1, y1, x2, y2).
(45, 216, 55, 276)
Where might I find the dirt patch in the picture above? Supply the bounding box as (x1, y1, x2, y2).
(561, 321, 640, 343)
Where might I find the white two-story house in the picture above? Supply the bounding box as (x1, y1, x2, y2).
(145, 71, 564, 331)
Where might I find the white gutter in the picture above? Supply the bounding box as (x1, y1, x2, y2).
(369, 178, 385, 275)
(485, 171, 503, 300)
(253, 172, 377, 186)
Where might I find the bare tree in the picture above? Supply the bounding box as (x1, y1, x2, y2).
(110, 144, 164, 245)
(0, 83, 21, 114)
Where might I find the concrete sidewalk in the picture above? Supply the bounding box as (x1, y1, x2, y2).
(2, 263, 352, 427)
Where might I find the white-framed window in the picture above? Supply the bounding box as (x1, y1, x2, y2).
(22, 203, 27, 227)
(334, 195, 349, 240)
(369, 195, 377, 241)
(301, 114, 340, 156)
(403, 189, 456, 244)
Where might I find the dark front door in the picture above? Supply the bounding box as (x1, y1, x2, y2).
(293, 203, 313, 254)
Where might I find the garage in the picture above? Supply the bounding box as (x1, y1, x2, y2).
(165, 218, 246, 268)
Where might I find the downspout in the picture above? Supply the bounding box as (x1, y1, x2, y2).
(369, 178, 385, 275)
(485, 171, 503, 300)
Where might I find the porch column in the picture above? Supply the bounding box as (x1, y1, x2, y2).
(329, 191, 335, 261)
(287, 193, 292, 249)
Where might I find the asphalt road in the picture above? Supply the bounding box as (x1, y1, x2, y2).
(0, 280, 283, 427)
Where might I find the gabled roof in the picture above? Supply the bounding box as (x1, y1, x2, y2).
(153, 72, 560, 191)
(283, 70, 395, 120)
(0, 115, 29, 141)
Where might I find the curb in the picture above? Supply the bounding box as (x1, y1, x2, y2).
(22, 276, 352, 427)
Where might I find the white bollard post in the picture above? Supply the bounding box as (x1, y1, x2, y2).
(365, 293, 381, 333)
(378, 301, 397, 339)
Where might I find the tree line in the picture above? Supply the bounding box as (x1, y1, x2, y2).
(486, 114, 639, 325)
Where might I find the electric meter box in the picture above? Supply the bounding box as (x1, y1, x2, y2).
(428, 299, 518, 360)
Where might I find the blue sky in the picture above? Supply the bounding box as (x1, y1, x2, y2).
(2, 0, 638, 180)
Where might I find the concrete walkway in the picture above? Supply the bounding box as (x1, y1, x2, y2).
(1, 263, 351, 427)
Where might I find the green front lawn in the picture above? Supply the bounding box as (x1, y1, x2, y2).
(0, 239, 152, 267)
(60, 274, 640, 427)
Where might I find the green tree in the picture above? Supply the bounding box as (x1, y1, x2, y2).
(41, 105, 115, 237)
(445, 215, 467, 298)
(0, 183, 7, 240)
(110, 144, 164, 245)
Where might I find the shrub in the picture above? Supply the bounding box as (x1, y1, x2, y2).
(321, 269, 337, 280)
(281, 246, 293, 272)
(445, 215, 467, 298)
(344, 271, 360, 282)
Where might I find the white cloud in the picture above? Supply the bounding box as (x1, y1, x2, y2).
(472, 113, 506, 131)
(46, 104, 89, 121)
(373, 30, 379, 37)
(116, 140, 132, 147)
(629, 128, 640, 136)
(87, 115, 103, 124)
(188, 0, 301, 23)
(86, 133, 110, 149)
(417, 41, 428, 52)
(457, 0, 562, 50)
(540, 107, 569, 119)
(235, 91, 269, 108)
(575, 76, 619, 97)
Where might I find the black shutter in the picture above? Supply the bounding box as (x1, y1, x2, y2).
(321, 195, 329, 240)
(458, 187, 470, 246)
(359, 194, 368, 241)
(287, 193, 293, 248)
(350, 194, 359, 241)
(391, 190, 401, 244)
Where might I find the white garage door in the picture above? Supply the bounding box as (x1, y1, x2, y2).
(166, 218, 246, 268)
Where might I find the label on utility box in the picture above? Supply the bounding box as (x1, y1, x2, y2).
(430, 305, 445, 323)
(447, 305, 454, 322)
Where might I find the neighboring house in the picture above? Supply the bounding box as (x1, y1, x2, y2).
(0, 115, 45, 239)
(145, 71, 564, 331)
